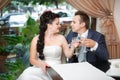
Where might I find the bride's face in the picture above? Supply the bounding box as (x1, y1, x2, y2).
(50, 18, 61, 33)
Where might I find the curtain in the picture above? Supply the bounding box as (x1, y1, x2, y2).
(67, 0, 114, 17)
(0, 0, 10, 10)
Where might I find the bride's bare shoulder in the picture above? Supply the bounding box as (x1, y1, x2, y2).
(32, 35, 39, 42)
(57, 34, 66, 40)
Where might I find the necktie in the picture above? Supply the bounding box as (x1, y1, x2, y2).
(77, 46, 87, 62)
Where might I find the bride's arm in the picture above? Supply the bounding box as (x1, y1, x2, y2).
(29, 35, 49, 72)
(60, 35, 78, 58)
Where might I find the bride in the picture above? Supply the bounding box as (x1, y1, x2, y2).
(17, 11, 79, 80)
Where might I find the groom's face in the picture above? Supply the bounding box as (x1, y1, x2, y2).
(71, 15, 83, 33)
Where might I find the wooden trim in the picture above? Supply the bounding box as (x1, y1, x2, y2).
(47, 67, 63, 80)
(0, 0, 10, 10)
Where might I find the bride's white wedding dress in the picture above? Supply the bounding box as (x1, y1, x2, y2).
(17, 46, 62, 80)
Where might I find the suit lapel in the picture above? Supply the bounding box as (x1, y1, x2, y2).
(87, 29, 93, 39)
(73, 32, 78, 37)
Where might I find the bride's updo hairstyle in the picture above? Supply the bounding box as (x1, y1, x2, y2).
(37, 11, 59, 60)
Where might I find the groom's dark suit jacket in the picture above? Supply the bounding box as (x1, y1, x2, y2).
(66, 29, 110, 72)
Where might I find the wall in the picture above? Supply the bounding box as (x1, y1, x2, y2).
(114, 0, 120, 39)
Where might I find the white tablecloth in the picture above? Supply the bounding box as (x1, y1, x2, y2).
(106, 59, 120, 77)
(51, 62, 115, 80)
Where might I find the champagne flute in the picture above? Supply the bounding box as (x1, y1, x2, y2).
(72, 37, 80, 43)
(71, 36, 80, 56)
(67, 37, 80, 62)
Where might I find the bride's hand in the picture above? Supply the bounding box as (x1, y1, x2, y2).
(71, 41, 80, 48)
(40, 61, 50, 73)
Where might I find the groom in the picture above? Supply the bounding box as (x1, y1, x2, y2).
(66, 11, 110, 72)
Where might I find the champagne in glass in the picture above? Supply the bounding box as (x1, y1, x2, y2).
(71, 36, 80, 56)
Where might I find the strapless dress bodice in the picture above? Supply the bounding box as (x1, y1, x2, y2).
(43, 46, 62, 65)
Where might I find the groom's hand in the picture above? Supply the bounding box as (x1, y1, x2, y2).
(81, 38, 96, 48)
